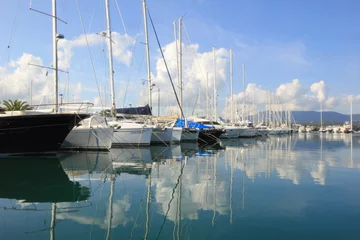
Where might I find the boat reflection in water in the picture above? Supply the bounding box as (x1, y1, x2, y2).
(1, 135, 360, 239)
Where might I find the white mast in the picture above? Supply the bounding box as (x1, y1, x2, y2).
(242, 64, 245, 122)
(206, 72, 209, 119)
(230, 49, 233, 123)
(350, 95, 353, 131)
(173, 21, 179, 91)
(178, 17, 183, 116)
(320, 101, 323, 130)
(142, 0, 152, 109)
(105, 0, 116, 118)
(213, 46, 217, 121)
(52, 0, 59, 113)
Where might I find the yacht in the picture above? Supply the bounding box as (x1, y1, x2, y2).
(0, 109, 88, 155)
(340, 121, 351, 133)
(150, 124, 173, 144)
(108, 117, 152, 147)
(187, 117, 225, 142)
(171, 127, 183, 143)
(325, 126, 333, 133)
(61, 115, 114, 151)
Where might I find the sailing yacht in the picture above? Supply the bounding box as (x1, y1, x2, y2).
(101, 0, 153, 147)
(0, 0, 90, 155)
(61, 115, 114, 150)
(187, 116, 225, 142)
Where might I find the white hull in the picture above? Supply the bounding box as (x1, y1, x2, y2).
(239, 128, 256, 137)
(171, 127, 182, 143)
(256, 128, 269, 136)
(268, 128, 284, 135)
(181, 128, 199, 141)
(220, 126, 257, 138)
(112, 127, 152, 147)
(151, 127, 173, 144)
(61, 126, 114, 150)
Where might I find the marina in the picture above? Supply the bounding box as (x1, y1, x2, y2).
(1, 0, 360, 239)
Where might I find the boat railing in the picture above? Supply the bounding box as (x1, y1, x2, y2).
(28, 102, 94, 113)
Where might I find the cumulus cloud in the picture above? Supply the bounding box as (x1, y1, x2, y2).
(310, 80, 327, 103)
(150, 41, 229, 117)
(0, 53, 50, 103)
(58, 31, 135, 69)
(221, 79, 346, 119)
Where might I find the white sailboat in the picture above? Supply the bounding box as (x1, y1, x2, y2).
(174, 17, 199, 142)
(142, 0, 174, 145)
(103, 0, 153, 147)
(61, 116, 114, 150)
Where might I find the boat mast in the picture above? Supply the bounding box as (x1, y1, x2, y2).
(242, 64, 245, 122)
(105, 0, 116, 118)
(320, 101, 323, 130)
(350, 95, 353, 131)
(206, 72, 209, 119)
(230, 49, 233, 123)
(173, 21, 179, 95)
(178, 17, 183, 117)
(213, 46, 217, 121)
(52, 0, 59, 112)
(142, 0, 152, 109)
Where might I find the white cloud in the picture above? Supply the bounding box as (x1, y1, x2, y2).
(0, 53, 50, 103)
(310, 80, 327, 103)
(151, 41, 229, 117)
(58, 31, 135, 70)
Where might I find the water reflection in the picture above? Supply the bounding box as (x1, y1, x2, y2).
(1, 134, 360, 239)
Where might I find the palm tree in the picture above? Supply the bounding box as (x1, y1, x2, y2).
(2, 100, 32, 111)
(99, 109, 111, 117)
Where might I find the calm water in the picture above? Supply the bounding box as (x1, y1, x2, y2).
(1, 134, 360, 240)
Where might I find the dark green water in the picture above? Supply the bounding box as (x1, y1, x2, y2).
(1, 134, 360, 240)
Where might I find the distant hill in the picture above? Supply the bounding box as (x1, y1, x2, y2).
(290, 111, 360, 124)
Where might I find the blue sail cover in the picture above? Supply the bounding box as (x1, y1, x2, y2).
(174, 119, 213, 129)
(116, 104, 152, 115)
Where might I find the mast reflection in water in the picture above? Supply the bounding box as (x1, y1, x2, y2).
(1, 135, 360, 239)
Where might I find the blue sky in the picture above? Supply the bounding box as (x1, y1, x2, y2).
(0, 0, 359, 115)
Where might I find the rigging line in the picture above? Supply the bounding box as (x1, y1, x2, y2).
(75, 0, 104, 108)
(147, 8, 185, 119)
(7, 0, 22, 61)
(113, 0, 127, 35)
(113, 0, 140, 71)
(87, 5, 96, 33)
(182, 21, 207, 89)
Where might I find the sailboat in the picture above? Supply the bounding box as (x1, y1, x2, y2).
(0, 0, 88, 156)
(102, 0, 153, 147)
(61, 115, 114, 150)
(319, 102, 326, 133)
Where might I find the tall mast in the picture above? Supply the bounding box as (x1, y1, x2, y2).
(178, 17, 183, 116)
(142, 0, 152, 108)
(350, 95, 353, 131)
(105, 0, 116, 118)
(206, 72, 209, 119)
(230, 49, 233, 123)
(213, 46, 217, 121)
(320, 101, 323, 130)
(242, 64, 245, 122)
(52, 0, 59, 113)
(173, 21, 179, 93)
